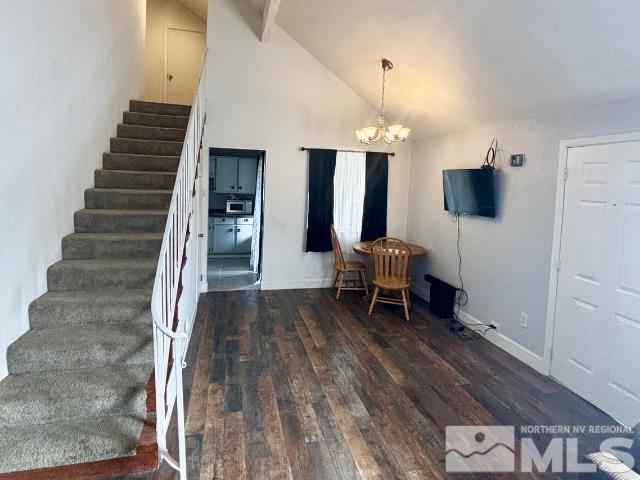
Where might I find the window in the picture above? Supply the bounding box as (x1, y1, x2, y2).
(333, 151, 366, 254)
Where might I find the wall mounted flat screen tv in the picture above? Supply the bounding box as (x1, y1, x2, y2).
(443, 168, 496, 218)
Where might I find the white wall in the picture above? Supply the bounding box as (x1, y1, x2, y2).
(145, 0, 206, 102)
(407, 96, 640, 370)
(0, 0, 147, 379)
(205, 0, 411, 290)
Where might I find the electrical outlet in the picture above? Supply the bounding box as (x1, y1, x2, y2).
(520, 312, 528, 328)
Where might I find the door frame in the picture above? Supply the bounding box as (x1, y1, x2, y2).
(198, 142, 209, 293)
(202, 148, 267, 291)
(544, 131, 640, 376)
(163, 27, 206, 103)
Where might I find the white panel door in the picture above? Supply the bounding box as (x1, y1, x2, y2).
(552, 141, 640, 426)
(166, 28, 206, 105)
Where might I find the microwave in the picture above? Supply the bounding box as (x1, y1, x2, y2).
(226, 199, 253, 214)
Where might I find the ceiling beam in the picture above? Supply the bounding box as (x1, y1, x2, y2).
(260, 0, 281, 43)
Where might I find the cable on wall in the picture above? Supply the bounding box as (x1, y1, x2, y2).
(481, 138, 497, 170)
(450, 212, 496, 340)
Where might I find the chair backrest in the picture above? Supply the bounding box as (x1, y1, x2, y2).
(370, 237, 412, 284)
(330, 225, 346, 270)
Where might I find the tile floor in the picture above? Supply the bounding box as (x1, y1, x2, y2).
(207, 257, 260, 291)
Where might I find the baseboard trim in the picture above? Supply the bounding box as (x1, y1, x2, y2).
(457, 310, 548, 374)
(410, 283, 548, 375)
(261, 278, 334, 290)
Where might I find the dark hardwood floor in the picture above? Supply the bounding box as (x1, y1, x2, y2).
(140, 289, 623, 480)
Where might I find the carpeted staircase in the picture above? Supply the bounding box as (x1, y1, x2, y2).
(0, 100, 190, 476)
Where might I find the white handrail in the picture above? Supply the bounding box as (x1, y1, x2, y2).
(151, 49, 207, 480)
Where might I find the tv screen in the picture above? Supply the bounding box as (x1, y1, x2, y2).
(443, 168, 496, 218)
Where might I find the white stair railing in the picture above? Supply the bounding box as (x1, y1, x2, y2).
(151, 49, 207, 480)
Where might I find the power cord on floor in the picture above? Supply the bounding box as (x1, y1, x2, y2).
(450, 213, 497, 340)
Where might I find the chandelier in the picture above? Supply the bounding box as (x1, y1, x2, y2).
(355, 58, 410, 145)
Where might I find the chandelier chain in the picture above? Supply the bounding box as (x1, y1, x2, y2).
(380, 67, 386, 119)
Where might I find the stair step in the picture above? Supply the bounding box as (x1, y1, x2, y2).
(47, 259, 157, 292)
(29, 290, 151, 329)
(84, 188, 172, 210)
(111, 137, 183, 156)
(6, 323, 152, 375)
(62, 233, 163, 260)
(74, 209, 168, 233)
(130, 100, 191, 117)
(0, 365, 152, 427)
(117, 124, 186, 142)
(95, 169, 176, 190)
(0, 414, 150, 474)
(123, 111, 189, 129)
(103, 152, 180, 173)
(0, 99, 174, 478)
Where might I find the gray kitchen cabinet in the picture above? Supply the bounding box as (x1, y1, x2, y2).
(212, 156, 258, 194)
(207, 217, 215, 255)
(212, 220, 235, 254)
(211, 216, 254, 254)
(236, 216, 254, 226)
(237, 157, 258, 194)
(213, 156, 238, 193)
(234, 224, 253, 253)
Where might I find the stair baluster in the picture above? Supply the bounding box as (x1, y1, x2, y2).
(151, 49, 207, 480)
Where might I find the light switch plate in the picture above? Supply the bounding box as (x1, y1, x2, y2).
(510, 154, 525, 167)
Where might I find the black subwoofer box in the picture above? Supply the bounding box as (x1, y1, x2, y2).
(424, 274, 457, 318)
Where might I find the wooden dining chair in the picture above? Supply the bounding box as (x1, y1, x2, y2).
(368, 237, 413, 321)
(330, 226, 369, 299)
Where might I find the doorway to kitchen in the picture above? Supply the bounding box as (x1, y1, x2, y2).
(207, 148, 265, 291)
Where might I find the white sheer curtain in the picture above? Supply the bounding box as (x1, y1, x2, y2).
(250, 156, 263, 272)
(333, 151, 366, 257)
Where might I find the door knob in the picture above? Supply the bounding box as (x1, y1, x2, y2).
(168, 74, 174, 81)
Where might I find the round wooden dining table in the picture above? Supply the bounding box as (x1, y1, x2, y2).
(352, 240, 426, 301)
(352, 240, 427, 257)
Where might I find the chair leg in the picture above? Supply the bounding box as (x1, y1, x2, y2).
(401, 289, 410, 321)
(336, 272, 344, 299)
(368, 287, 379, 315)
(359, 270, 369, 294)
(406, 289, 412, 309)
(333, 270, 340, 288)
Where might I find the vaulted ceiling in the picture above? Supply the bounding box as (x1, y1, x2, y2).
(265, 0, 640, 138)
(176, 0, 207, 21)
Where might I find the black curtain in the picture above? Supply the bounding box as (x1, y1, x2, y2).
(361, 152, 389, 241)
(305, 149, 337, 252)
